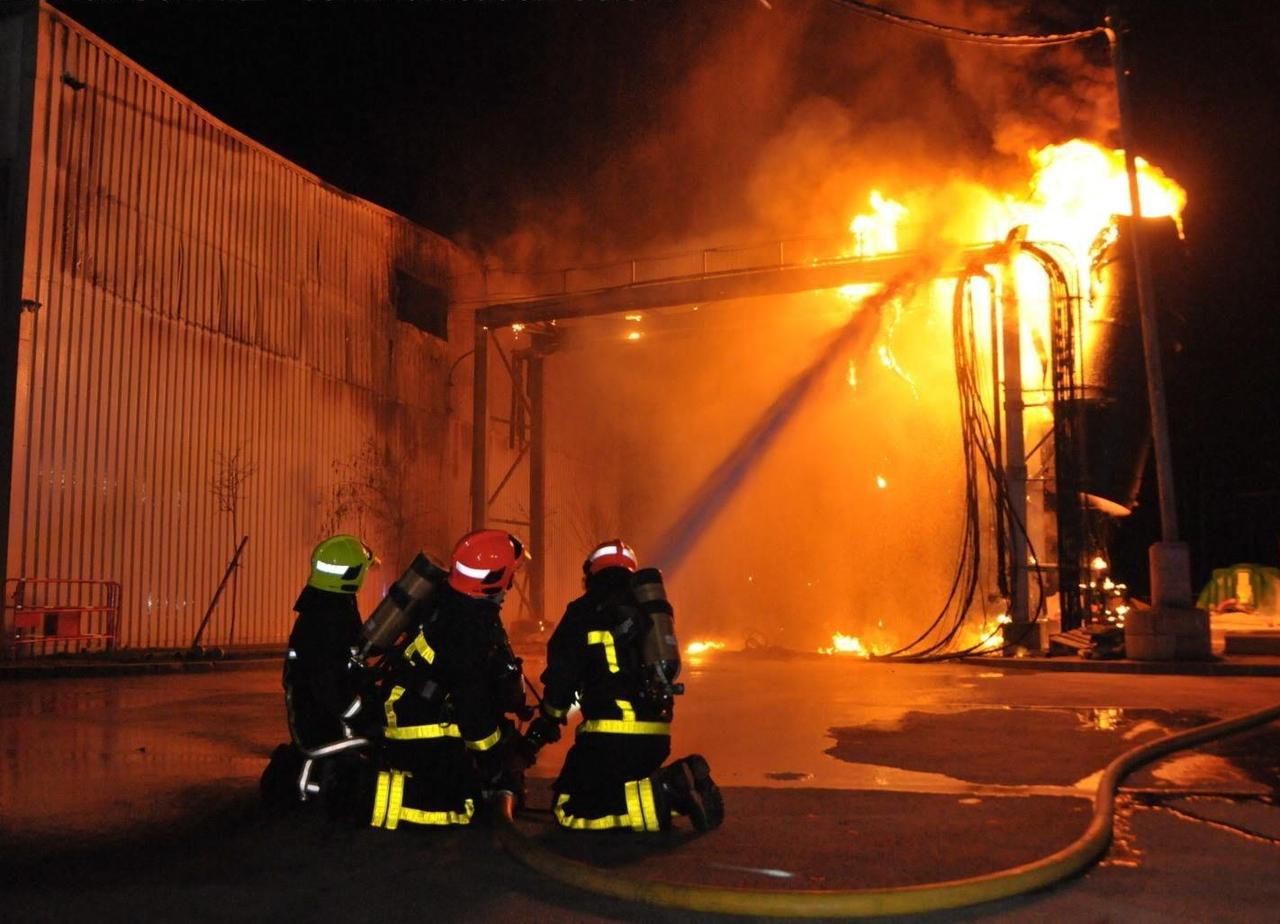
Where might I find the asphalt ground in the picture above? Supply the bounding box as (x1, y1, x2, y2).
(2, 655, 1279, 922)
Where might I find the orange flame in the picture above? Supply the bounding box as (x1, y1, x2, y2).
(818, 632, 869, 656)
(849, 190, 908, 258)
(685, 640, 727, 655)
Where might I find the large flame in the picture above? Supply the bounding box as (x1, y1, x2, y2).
(1011, 140, 1186, 266)
(831, 139, 1186, 654)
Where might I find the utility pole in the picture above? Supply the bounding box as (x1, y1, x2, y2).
(1106, 11, 1193, 609)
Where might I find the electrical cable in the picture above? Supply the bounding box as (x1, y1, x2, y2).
(823, 0, 1106, 48)
(493, 701, 1280, 918)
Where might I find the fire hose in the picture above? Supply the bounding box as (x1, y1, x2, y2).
(492, 701, 1280, 918)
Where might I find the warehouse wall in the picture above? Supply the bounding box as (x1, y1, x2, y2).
(4, 4, 477, 650)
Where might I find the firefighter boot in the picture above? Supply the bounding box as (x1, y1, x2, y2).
(657, 754, 724, 832)
(259, 743, 304, 811)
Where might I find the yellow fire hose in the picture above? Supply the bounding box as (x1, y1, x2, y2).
(494, 702, 1280, 918)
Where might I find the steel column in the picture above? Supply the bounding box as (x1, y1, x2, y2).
(1000, 236, 1031, 632)
(470, 317, 489, 529)
(528, 351, 545, 623)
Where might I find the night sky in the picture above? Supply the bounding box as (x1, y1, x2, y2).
(48, 0, 1280, 586)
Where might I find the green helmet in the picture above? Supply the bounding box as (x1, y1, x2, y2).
(308, 535, 376, 593)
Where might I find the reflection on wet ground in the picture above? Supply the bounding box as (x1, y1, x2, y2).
(822, 704, 1280, 805)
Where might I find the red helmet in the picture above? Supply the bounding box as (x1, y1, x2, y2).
(448, 529, 526, 598)
(583, 539, 638, 576)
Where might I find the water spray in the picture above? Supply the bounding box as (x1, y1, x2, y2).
(652, 265, 934, 575)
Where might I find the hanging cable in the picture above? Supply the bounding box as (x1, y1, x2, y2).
(823, 0, 1106, 48)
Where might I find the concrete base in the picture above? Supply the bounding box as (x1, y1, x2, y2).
(1149, 541, 1194, 608)
(1125, 606, 1212, 661)
(1001, 620, 1050, 654)
(1223, 631, 1280, 656)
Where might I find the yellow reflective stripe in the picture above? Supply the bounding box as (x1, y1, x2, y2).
(638, 777, 662, 832)
(385, 770, 407, 831)
(465, 727, 502, 751)
(554, 793, 630, 831)
(586, 630, 619, 673)
(580, 719, 671, 736)
(624, 780, 645, 831)
(384, 685, 406, 732)
(544, 703, 568, 719)
(615, 699, 635, 722)
(384, 722, 462, 741)
(406, 630, 436, 664)
(370, 770, 391, 828)
(397, 798, 475, 827)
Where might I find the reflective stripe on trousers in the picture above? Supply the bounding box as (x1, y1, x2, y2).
(553, 777, 663, 832)
(369, 769, 475, 829)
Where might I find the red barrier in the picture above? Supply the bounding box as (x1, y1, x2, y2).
(3, 579, 121, 656)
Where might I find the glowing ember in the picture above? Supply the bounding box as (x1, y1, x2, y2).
(510, 323, 525, 333)
(875, 475, 887, 490)
(1090, 555, 1109, 571)
(819, 632, 869, 656)
(847, 360, 858, 389)
(625, 331, 642, 341)
(849, 190, 908, 257)
(624, 314, 643, 322)
(686, 640, 727, 655)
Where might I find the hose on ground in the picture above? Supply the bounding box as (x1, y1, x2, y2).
(493, 702, 1280, 918)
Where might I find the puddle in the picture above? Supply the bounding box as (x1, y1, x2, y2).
(765, 771, 814, 782)
(826, 707, 1238, 789)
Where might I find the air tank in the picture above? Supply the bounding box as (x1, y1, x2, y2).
(357, 553, 448, 659)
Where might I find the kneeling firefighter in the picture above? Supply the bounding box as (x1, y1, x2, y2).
(371, 529, 532, 831)
(523, 540, 724, 832)
(261, 534, 378, 808)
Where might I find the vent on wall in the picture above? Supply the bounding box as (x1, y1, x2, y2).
(394, 269, 448, 341)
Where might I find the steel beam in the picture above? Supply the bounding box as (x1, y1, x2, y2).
(477, 250, 991, 327)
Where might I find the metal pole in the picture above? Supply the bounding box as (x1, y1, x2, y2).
(1107, 14, 1179, 544)
(1000, 237, 1030, 635)
(470, 317, 489, 530)
(1107, 12, 1191, 607)
(528, 352, 546, 625)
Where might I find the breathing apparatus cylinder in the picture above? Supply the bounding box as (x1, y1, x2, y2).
(357, 553, 447, 659)
(630, 568, 684, 717)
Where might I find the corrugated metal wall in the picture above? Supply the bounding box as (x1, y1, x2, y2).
(5, 5, 476, 650)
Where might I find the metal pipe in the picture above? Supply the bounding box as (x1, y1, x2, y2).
(470, 318, 489, 529)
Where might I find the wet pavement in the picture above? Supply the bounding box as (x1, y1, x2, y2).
(3, 654, 1279, 921)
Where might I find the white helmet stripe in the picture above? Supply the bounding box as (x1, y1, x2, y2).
(590, 544, 636, 563)
(454, 561, 489, 579)
(314, 560, 349, 575)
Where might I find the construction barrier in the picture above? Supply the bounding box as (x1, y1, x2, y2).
(3, 579, 121, 656)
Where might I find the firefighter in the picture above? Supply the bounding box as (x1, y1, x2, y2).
(370, 529, 531, 831)
(261, 534, 377, 810)
(523, 539, 724, 833)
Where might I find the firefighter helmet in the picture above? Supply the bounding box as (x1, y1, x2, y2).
(448, 529, 527, 599)
(583, 539, 638, 576)
(307, 535, 376, 594)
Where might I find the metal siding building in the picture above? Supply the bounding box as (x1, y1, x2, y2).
(2, 3, 477, 649)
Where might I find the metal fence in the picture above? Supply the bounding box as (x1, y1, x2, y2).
(4, 4, 476, 649)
